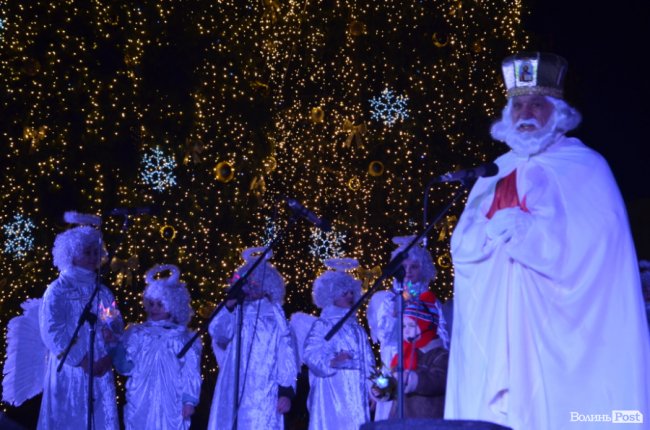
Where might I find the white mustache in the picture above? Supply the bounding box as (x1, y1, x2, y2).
(515, 118, 542, 128)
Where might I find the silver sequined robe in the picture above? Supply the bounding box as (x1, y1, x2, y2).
(208, 298, 298, 430)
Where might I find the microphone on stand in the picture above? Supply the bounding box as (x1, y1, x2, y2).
(286, 198, 332, 231)
(432, 162, 499, 184)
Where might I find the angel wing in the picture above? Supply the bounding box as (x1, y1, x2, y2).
(366, 290, 396, 345)
(289, 312, 317, 365)
(2, 298, 47, 406)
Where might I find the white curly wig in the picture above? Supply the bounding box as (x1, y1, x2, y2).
(52, 226, 103, 271)
(144, 264, 193, 326)
(233, 247, 286, 304)
(390, 236, 437, 285)
(312, 258, 362, 309)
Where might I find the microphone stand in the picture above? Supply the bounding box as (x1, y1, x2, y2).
(324, 181, 471, 419)
(56, 214, 131, 430)
(177, 215, 299, 430)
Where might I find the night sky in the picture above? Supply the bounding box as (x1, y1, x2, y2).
(525, 0, 650, 258)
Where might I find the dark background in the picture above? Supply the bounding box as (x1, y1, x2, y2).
(2, 1, 649, 429)
(525, 0, 650, 258)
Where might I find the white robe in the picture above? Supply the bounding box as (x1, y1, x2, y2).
(304, 305, 375, 430)
(119, 320, 202, 430)
(37, 267, 120, 430)
(445, 136, 650, 429)
(208, 298, 298, 430)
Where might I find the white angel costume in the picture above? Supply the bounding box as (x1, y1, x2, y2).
(208, 297, 298, 430)
(303, 304, 375, 430)
(113, 320, 202, 430)
(38, 266, 120, 430)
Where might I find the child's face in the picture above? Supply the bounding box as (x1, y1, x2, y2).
(403, 317, 421, 342)
(144, 298, 171, 321)
(333, 289, 355, 309)
(243, 279, 265, 301)
(402, 258, 422, 284)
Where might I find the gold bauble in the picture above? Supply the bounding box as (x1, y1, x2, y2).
(347, 176, 361, 191)
(348, 20, 366, 37)
(160, 225, 176, 241)
(432, 33, 449, 48)
(368, 161, 384, 177)
(310, 107, 325, 123)
(215, 161, 235, 183)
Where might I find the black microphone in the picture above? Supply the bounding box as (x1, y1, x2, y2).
(109, 206, 154, 217)
(286, 198, 331, 231)
(433, 162, 499, 183)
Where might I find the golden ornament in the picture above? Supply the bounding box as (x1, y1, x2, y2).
(197, 301, 217, 319)
(249, 175, 266, 198)
(368, 161, 384, 177)
(342, 119, 366, 148)
(357, 265, 382, 289)
(310, 106, 325, 123)
(437, 215, 458, 242)
(110, 255, 139, 287)
(347, 176, 361, 191)
(437, 252, 452, 269)
(432, 33, 449, 48)
(160, 225, 177, 241)
(215, 161, 235, 183)
(348, 20, 366, 37)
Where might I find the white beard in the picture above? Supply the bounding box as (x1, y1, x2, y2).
(492, 114, 561, 157)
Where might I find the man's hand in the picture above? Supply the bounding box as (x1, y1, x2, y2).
(486, 207, 532, 242)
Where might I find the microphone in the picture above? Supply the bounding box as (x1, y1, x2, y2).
(286, 198, 331, 231)
(109, 206, 154, 217)
(433, 162, 499, 184)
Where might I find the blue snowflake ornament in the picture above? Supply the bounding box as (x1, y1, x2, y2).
(2, 213, 36, 259)
(369, 88, 409, 127)
(140, 146, 177, 192)
(309, 227, 346, 261)
(261, 216, 279, 247)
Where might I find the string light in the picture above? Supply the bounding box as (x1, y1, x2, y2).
(0, 0, 528, 415)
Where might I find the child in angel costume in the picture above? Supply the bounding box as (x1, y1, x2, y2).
(296, 258, 375, 430)
(371, 291, 448, 418)
(109, 264, 202, 430)
(208, 247, 298, 430)
(366, 236, 448, 421)
(2, 212, 122, 430)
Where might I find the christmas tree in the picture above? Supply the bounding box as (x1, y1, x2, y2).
(0, 0, 527, 425)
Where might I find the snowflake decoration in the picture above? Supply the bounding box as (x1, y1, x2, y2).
(309, 227, 346, 261)
(2, 213, 36, 259)
(369, 88, 409, 127)
(140, 146, 177, 192)
(261, 216, 279, 247)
